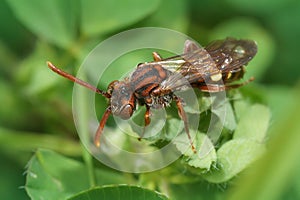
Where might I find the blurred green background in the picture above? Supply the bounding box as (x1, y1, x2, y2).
(0, 0, 300, 199)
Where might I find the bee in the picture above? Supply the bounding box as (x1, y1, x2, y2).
(47, 37, 257, 153)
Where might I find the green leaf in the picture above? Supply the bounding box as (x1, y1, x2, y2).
(232, 93, 251, 121)
(198, 95, 215, 113)
(142, 0, 188, 32)
(212, 98, 237, 131)
(68, 185, 169, 200)
(80, 0, 160, 37)
(6, 0, 78, 48)
(266, 2, 300, 85)
(0, 127, 81, 156)
(0, 79, 28, 128)
(233, 104, 270, 142)
(0, 1, 33, 55)
(163, 118, 183, 141)
(0, 153, 29, 199)
(169, 181, 224, 200)
(227, 87, 300, 200)
(25, 149, 126, 200)
(225, 0, 287, 15)
(201, 104, 269, 183)
(15, 42, 61, 96)
(202, 139, 265, 183)
(174, 132, 217, 170)
(263, 86, 295, 122)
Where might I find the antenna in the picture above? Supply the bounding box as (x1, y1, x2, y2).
(47, 61, 110, 98)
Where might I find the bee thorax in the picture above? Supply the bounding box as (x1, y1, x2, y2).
(147, 94, 173, 109)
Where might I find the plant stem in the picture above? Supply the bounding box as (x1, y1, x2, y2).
(81, 143, 96, 187)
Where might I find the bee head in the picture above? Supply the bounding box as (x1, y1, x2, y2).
(107, 80, 135, 120)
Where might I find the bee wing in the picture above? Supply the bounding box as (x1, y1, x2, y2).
(159, 38, 258, 92)
(205, 38, 258, 73)
(159, 47, 221, 91)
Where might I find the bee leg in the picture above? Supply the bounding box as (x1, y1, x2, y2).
(174, 96, 197, 153)
(198, 84, 226, 92)
(225, 77, 255, 89)
(138, 105, 151, 141)
(199, 77, 254, 92)
(94, 106, 112, 147)
(152, 52, 163, 61)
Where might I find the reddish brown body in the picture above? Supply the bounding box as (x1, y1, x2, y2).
(47, 38, 257, 153)
(132, 64, 172, 108)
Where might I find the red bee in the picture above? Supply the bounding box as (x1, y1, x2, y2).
(48, 38, 257, 153)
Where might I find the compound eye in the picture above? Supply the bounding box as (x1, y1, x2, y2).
(119, 104, 133, 120)
(107, 80, 119, 95)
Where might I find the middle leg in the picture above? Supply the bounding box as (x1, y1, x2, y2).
(174, 96, 197, 153)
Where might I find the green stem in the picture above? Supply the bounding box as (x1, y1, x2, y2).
(75, 72, 97, 187)
(81, 143, 96, 187)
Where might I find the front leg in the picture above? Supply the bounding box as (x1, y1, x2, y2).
(174, 96, 197, 153)
(94, 106, 112, 147)
(152, 51, 163, 61)
(138, 105, 151, 141)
